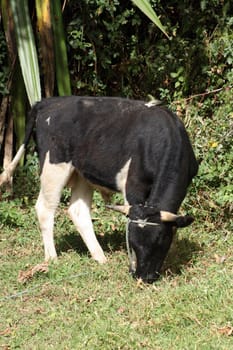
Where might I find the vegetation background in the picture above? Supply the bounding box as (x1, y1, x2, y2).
(0, 0, 233, 349)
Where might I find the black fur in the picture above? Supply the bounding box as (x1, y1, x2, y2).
(25, 96, 198, 282)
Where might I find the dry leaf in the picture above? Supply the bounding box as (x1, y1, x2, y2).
(111, 224, 116, 231)
(18, 262, 49, 284)
(214, 254, 226, 264)
(136, 278, 145, 289)
(117, 306, 126, 314)
(216, 325, 233, 336)
(85, 296, 96, 304)
(0, 328, 12, 336)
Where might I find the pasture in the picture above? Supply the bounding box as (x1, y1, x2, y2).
(1, 186, 233, 349)
(1, 2, 232, 348)
(1, 90, 232, 349)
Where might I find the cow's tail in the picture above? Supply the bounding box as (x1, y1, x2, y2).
(0, 104, 38, 187)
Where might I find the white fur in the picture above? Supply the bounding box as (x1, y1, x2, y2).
(35, 152, 74, 260)
(46, 117, 51, 125)
(35, 151, 107, 263)
(115, 158, 131, 204)
(145, 100, 161, 107)
(67, 174, 107, 263)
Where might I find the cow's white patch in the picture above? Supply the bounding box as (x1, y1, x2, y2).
(36, 152, 106, 263)
(46, 117, 51, 125)
(126, 219, 137, 273)
(130, 248, 137, 273)
(36, 191, 57, 260)
(115, 158, 131, 204)
(67, 174, 107, 263)
(81, 99, 95, 107)
(145, 100, 161, 108)
(35, 152, 74, 261)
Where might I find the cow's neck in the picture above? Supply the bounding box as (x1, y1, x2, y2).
(147, 180, 187, 214)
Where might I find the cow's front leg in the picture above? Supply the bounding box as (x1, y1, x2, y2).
(68, 175, 107, 264)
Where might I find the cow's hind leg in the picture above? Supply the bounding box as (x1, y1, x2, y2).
(35, 154, 74, 261)
(68, 174, 107, 264)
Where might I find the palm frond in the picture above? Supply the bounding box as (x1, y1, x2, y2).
(132, 0, 169, 39)
(10, 0, 41, 106)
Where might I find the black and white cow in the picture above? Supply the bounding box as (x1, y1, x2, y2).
(23, 96, 198, 283)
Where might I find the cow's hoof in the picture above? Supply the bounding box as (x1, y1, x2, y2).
(45, 256, 58, 263)
(92, 254, 107, 264)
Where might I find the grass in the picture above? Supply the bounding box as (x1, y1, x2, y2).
(0, 187, 233, 350)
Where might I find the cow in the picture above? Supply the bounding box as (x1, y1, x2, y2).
(20, 96, 198, 283)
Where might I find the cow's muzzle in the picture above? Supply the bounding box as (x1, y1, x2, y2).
(130, 269, 161, 284)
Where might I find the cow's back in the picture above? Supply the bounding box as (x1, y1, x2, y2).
(34, 96, 197, 200)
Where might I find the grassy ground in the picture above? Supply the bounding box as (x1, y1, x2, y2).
(1, 91, 232, 349)
(0, 187, 233, 350)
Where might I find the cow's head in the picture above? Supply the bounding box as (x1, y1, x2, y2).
(107, 204, 194, 283)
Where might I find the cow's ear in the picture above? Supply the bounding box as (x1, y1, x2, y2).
(175, 215, 194, 228)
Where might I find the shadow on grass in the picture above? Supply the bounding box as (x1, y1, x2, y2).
(56, 230, 126, 258)
(56, 230, 202, 278)
(163, 237, 202, 276)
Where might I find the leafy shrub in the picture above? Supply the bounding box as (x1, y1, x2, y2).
(0, 197, 26, 227)
(13, 152, 40, 201)
(180, 88, 233, 230)
(66, 0, 144, 96)
(66, 0, 233, 101)
(1, 1, 232, 228)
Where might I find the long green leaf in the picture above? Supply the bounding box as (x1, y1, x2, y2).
(132, 0, 170, 39)
(10, 0, 41, 106)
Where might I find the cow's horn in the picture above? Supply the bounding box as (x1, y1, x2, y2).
(106, 205, 131, 215)
(160, 211, 178, 222)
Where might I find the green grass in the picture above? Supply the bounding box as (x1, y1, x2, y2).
(0, 190, 233, 350)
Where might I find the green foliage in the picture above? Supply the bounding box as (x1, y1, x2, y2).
(67, 1, 143, 96)
(184, 89, 233, 221)
(205, 16, 233, 89)
(132, 0, 169, 38)
(64, 0, 233, 225)
(0, 198, 25, 227)
(66, 0, 232, 100)
(0, 4, 232, 348)
(0, 0, 231, 233)
(13, 152, 40, 200)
